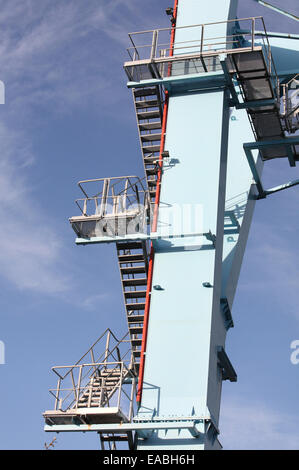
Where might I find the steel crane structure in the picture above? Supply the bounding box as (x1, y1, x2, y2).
(43, 0, 299, 450)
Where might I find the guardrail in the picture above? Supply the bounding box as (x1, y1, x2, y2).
(48, 329, 135, 414)
(124, 16, 279, 86)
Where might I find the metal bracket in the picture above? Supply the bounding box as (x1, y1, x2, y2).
(220, 54, 240, 106)
(132, 415, 215, 439)
(243, 138, 299, 199)
(205, 230, 216, 247)
(75, 230, 217, 246)
(224, 210, 240, 235)
(220, 55, 278, 111)
(44, 418, 206, 438)
(220, 298, 234, 329)
(217, 346, 237, 382)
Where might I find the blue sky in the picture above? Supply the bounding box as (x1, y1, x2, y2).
(0, 0, 298, 450)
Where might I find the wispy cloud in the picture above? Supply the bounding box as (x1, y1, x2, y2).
(220, 396, 299, 449)
(0, 122, 72, 294)
(238, 216, 299, 320)
(81, 293, 110, 311)
(0, 0, 143, 114)
(0, 0, 145, 296)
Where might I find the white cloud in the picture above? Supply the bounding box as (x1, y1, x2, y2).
(0, 0, 142, 114)
(81, 293, 110, 311)
(0, 0, 142, 295)
(0, 0, 161, 298)
(238, 218, 299, 318)
(220, 397, 299, 449)
(0, 122, 72, 294)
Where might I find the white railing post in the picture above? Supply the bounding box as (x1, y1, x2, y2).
(76, 365, 83, 408)
(150, 30, 158, 61)
(200, 25, 204, 55)
(128, 376, 136, 422)
(117, 362, 123, 410)
(100, 178, 109, 217)
(55, 377, 61, 410)
(251, 18, 255, 50)
(104, 330, 111, 370)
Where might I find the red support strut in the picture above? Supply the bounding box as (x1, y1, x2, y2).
(136, 0, 178, 404)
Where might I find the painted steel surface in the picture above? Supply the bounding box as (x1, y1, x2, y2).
(137, 0, 241, 450)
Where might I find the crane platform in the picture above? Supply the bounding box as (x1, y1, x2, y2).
(124, 16, 299, 165)
(43, 329, 137, 449)
(44, 407, 129, 426)
(69, 176, 150, 240)
(43, 2, 299, 451)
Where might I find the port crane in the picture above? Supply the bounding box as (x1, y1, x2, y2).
(43, 0, 299, 450)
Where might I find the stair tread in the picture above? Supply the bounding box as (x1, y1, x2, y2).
(125, 290, 147, 298)
(142, 144, 161, 153)
(126, 302, 145, 310)
(116, 241, 145, 250)
(144, 156, 159, 163)
(146, 168, 158, 176)
(127, 314, 144, 323)
(137, 110, 161, 120)
(133, 87, 158, 98)
(139, 122, 162, 131)
(129, 326, 143, 334)
(141, 133, 162, 142)
(100, 435, 129, 442)
(99, 369, 122, 374)
(79, 382, 119, 391)
(123, 278, 147, 287)
(118, 254, 146, 263)
(93, 377, 121, 382)
(135, 99, 159, 108)
(121, 266, 146, 274)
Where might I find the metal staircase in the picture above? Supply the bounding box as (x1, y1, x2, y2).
(43, 329, 136, 449)
(132, 86, 163, 201)
(68, 175, 151, 383)
(281, 74, 299, 136)
(69, 176, 150, 240)
(112, 88, 162, 366)
(125, 17, 299, 166)
(116, 240, 149, 373)
(76, 367, 129, 409)
(227, 50, 286, 161)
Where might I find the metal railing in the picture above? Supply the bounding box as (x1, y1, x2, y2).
(124, 16, 279, 86)
(48, 329, 136, 419)
(74, 176, 150, 218)
(127, 17, 270, 60)
(281, 74, 299, 133)
(70, 176, 151, 239)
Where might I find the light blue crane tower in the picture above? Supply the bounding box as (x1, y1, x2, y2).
(43, 0, 299, 450)
(131, 0, 252, 450)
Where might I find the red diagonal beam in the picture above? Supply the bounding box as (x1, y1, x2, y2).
(136, 0, 178, 404)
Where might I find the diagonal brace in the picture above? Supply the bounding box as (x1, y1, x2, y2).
(254, 1, 299, 23)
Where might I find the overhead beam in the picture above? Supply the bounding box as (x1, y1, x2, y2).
(75, 231, 216, 246)
(254, 0, 299, 23)
(236, 29, 299, 40)
(243, 138, 299, 199)
(265, 178, 299, 196)
(44, 420, 203, 437)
